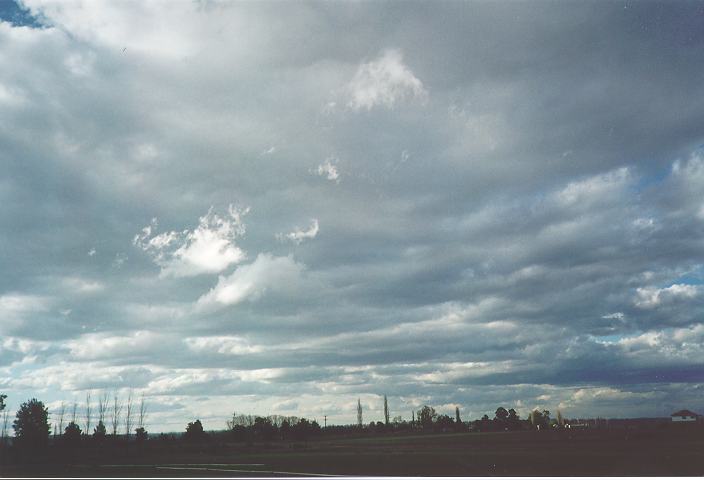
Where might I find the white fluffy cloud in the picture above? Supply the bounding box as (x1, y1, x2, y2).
(134, 206, 248, 277)
(346, 49, 427, 111)
(278, 219, 319, 245)
(197, 253, 305, 309)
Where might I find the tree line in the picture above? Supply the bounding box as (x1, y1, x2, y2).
(0, 390, 569, 464)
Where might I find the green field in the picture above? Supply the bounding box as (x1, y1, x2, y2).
(4, 427, 704, 477)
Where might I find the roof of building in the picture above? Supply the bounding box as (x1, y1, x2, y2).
(671, 409, 700, 417)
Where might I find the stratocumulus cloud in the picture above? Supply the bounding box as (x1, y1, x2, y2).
(1, 1, 704, 432)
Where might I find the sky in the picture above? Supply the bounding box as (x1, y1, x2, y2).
(1, 0, 704, 433)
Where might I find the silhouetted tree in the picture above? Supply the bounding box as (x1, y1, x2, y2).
(135, 426, 148, 443)
(63, 421, 82, 446)
(417, 405, 437, 429)
(384, 395, 390, 425)
(479, 414, 491, 431)
(93, 420, 107, 442)
(13, 398, 50, 451)
(84, 392, 92, 436)
(253, 416, 276, 441)
(124, 391, 134, 440)
(507, 408, 521, 430)
(71, 401, 78, 426)
(436, 414, 454, 431)
(529, 409, 550, 430)
(357, 398, 363, 427)
(279, 419, 291, 440)
(97, 392, 108, 430)
(184, 419, 205, 442)
(56, 402, 66, 437)
(110, 394, 122, 437)
(137, 394, 147, 432)
(0, 395, 8, 444)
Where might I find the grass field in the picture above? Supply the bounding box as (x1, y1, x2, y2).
(3, 427, 704, 477)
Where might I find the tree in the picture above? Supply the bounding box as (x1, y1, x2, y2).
(135, 427, 148, 443)
(455, 406, 461, 424)
(184, 419, 205, 442)
(84, 392, 92, 436)
(110, 394, 122, 436)
(416, 405, 437, 429)
(93, 420, 107, 441)
(56, 402, 66, 437)
(494, 407, 509, 421)
(0, 395, 8, 444)
(13, 398, 50, 450)
(137, 394, 147, 432)
(124, 391, 134, 440)
(357, 398, 363, 428)
(529, 409, 550, 430)
(97, 392, 108, 430)
(63, 421, 82, 446)
(383, 395, 389, 425)
(436, 414, 454, 431)
(507, 408, 521, 430)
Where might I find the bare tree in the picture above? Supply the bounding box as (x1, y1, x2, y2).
(137, 393, 147, 430)
(1, 407, 10, 444)
(71, 401, 78, 425)
(111, 394, 123, 436)
(97, 392, 108, 427)
(124, 391, 134, 439)
(84, 392, 92, 435)
(57, 402, 66, 436)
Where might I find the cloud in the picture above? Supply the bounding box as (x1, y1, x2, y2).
(634, 284, 700, 309)
(554, 167, 632, 209)
(66, 330, 166, 361)
(196, 253, 305, 310)
(61, 276, 104, 294)
(4, 1, 704, 430)
(0, 294, 50, 334)
(184, 336, 262, 355)
(346, 49, 427, 111)
(278, 219, 319, 245)
(22, 0, 203, 59)
(134, 206, 249, 277)
(315, 159, 340, 183)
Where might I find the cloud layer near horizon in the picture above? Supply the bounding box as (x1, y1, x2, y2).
(1, 0, 704, 432)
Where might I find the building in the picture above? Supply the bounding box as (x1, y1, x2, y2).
(670, 409, 699, 422)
